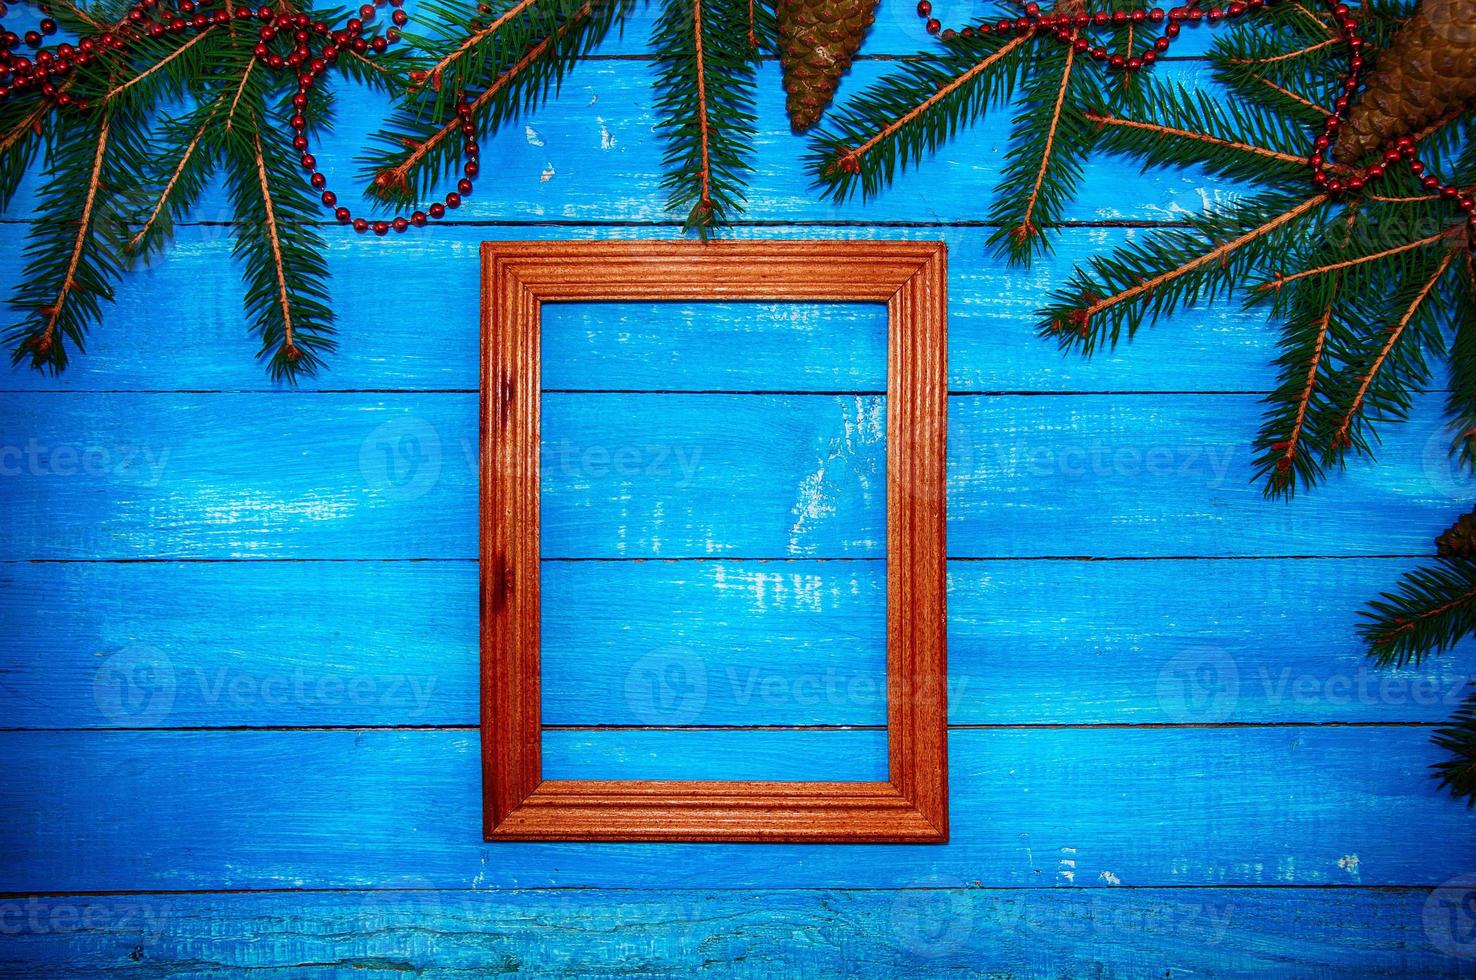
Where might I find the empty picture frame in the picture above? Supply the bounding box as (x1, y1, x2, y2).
(481, 240, 948, 842)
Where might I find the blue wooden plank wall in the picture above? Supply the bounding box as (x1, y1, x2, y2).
(4, 5, 1476, 975)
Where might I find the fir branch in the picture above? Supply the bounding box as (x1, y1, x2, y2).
(1040, 193, 1329, 354)
(40, 113, 112, 358)
(360, 0, 629, 207)
(4, 109, 138, 373)
(1226, 37, 1340, 66)
(652, 0, 760, 233)
(1255, 228, 1456, 293)
(1085, 76, 1314, 186)
(1327, 248, 1458, 457)
(987, 37, 1098, 264)
(1255, 280, 1338, 497)
(1443, 257, 1476, 473)
(125, 96, 225, 258)
(0, 100, 51, 213)
(251, 133, 297, 358)
(1362, 558, 1476, 668)
(806, 31, 1031, 202)
(104, 26, 219, 107)
(413, 0, 541, 96)
(377, 11, 584, 199)
(225, 61, 259, 132)
(1085, 110, 1309, 168)
(222, 101, 336, 381)
(1433, 690, 1476, 807)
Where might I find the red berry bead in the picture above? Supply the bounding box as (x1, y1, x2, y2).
(457, 178, 472, 194)
(352, 217, 368, 232)
(445, 192, 461, 208)
(392, 216, 409, 232)
(411, 211, 428, 226)
(428, 202, 445, 219)
(322, 191, 337, 206)
(335, 206, 351, 222)
(373, 220, 389, 235)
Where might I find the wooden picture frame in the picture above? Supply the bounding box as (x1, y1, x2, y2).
(481, 240, 949, 842)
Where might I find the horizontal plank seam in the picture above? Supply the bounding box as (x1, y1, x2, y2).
(0, 554, 1437, 564)
(0, 883, 1452, 898)
(3, 389, 1465, 396)
(0, 218, 1202, 230)
(0, 722, 1443, 733)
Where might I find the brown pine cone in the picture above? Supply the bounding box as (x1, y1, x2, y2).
(1437, 507, 1476, 558)
(1334, 0, 1476, 163)
(777, 0, 879, 132)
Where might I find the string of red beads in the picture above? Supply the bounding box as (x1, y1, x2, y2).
(0, 0, 479, 236)
(913, 0, 1476, 241)
(913, 0, 1262, 71)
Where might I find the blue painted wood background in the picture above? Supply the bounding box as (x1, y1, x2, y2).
(4, 4, 1476, 974)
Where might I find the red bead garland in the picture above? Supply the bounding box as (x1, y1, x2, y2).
(914, 0, 1476, 240)
(0, 0, 479, 236)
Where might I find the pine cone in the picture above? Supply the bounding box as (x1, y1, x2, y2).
(1333, 0, 1476, 163)
(1436, 507, 1476, 558)
(777, 0, 879, 132)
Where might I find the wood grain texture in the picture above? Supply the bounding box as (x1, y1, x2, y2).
(4, 887, 1466, 978)
(5, 558, 1468, 730)
(481, 240, 949, 842)
(2, 727, 1472, 891)
(4, 60, 1237, 228)
(0, 13, 1469, 969)
(0, 390, 1463, 560)
(0, 224, 1294, 395)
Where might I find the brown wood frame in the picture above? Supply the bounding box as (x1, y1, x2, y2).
(481, 240, 948, 843)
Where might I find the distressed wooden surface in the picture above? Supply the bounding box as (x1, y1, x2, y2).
(2, 6, 1474, 973)
(1, 224, 1296, 394)
(0, 391, 1463, 560)
(1, 888, 1471, 978)
(3, 559, 1469, 728)
(0, 727, 1470, 891)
